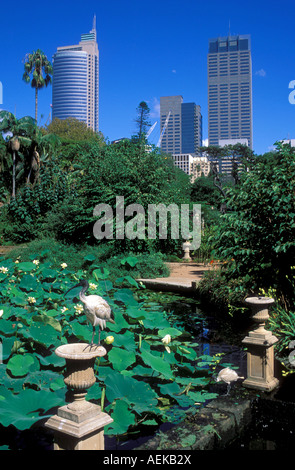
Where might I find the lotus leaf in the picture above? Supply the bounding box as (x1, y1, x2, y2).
(104, 372, 158, 410)
(108, 347, 136, 371)
(7, 353, 39, 377)
(0, 388, 64, 430)
(105, 399, 136, 435)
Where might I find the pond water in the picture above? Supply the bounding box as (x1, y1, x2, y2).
(0, 289, 250, 451)
(105, 290, 249, 450)
(228, 373, 295, 450)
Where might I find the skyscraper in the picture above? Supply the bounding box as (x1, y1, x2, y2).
(160, 96, 202, 155)
(52, 17, 99, 132)
(207, 35, 253, 149)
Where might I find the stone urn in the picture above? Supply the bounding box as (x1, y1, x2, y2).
(45, 343, 113, 450)
(245, 296, 275, 335)
(55, 343, 107, 417)
(242, 296, 279, 391)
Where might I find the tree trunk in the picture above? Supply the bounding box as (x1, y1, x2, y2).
(12, 151, 16, 198)
(35, 88, 38, 122)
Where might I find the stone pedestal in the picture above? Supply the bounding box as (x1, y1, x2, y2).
(182, 241, 192, 261)
(46, 403, 113, 450)
(242, 297, 279, 392)
(45, 343, 113, 450)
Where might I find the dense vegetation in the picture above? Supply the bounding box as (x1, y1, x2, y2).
(197, 143, 295, 358)
(1, 107, 295, 447)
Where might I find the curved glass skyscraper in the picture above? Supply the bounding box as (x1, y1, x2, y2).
(52, 17, 99, 132)
(52, 51, 88, 123)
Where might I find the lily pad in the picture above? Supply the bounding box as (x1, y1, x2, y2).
(7, 353, 40, 377)
(16, 262, 36, 272)
(104, 371, 158, 411)
(105, 399, 135, 435)
(0, 388, 64, 430)
(108, 347, 136, 371)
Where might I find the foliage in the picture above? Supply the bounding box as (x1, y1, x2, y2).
(191, 174, 223, 208)
(44, 117, 104, 144)
(2, 158, 76, 243)
(196, 267, 248, 315)
(207, 143, 295, 311)
(22, 49, 53, 121)
(0, 110, 59, 198)
(0, 256, 223, 446)
(42, 138, 191, 252)
(5, 239, 170, 280)
(133, 101, 151, 141)
(258, 284, 295, 358)
(269, 304, 295, 356)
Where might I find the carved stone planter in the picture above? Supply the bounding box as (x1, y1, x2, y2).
(242, 297, 279, 392)
(45, 343, 113, 450)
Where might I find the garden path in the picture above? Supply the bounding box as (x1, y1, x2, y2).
(138, 262, 216, 293)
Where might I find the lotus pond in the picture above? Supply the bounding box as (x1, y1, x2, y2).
(0, 254, 246, 450)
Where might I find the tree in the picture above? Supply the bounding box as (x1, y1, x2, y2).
(48, 138, 191, 250)
(212, 143, 295, 310)
(134, 101, 151, 141)
(23, 50, 53, 122)
(0, 111, 58, 194)
(191, 174, 222, 208)
(45, 117, 104, 142)
(0, 111, 35, 197)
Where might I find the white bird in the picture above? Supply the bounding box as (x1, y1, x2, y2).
(216, 367, 244, 395)
(65, 279, 114, 348)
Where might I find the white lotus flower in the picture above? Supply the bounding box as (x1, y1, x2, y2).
(74, 304, 84, 314)
(161, 334, 171, 353)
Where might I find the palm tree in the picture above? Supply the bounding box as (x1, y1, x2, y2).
(22, 49, 53, 122)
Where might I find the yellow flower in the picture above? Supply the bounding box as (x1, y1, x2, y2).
(105, 336, 114, 345)
(61, 307, 68, 313)
(0, 267, 8, 273)
(33, 259, 40, 265)
(61, 263, 67, 269)
(89, 283, 98, 290)
(28, 296, 36, 304)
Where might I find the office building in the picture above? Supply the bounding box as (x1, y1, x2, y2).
(207, 35, 253, 150)
(172, 154, 210, 182)
(52, 17, 99, 132)
(160, 96, 202, 155)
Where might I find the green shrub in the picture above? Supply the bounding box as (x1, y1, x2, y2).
(6, 239, 169, 280)
(209, 143, 295, 311)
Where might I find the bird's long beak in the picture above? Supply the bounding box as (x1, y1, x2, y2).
(64, 282, 82, 296)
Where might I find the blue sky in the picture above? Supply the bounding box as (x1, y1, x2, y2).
(1, 0, 295, 155)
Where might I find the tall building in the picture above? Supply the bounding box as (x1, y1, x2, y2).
(160, 96, 202, 155)
(52, 17, 99, 132)
(207, 35, 253, 149)
(172, 154, 210, 182)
